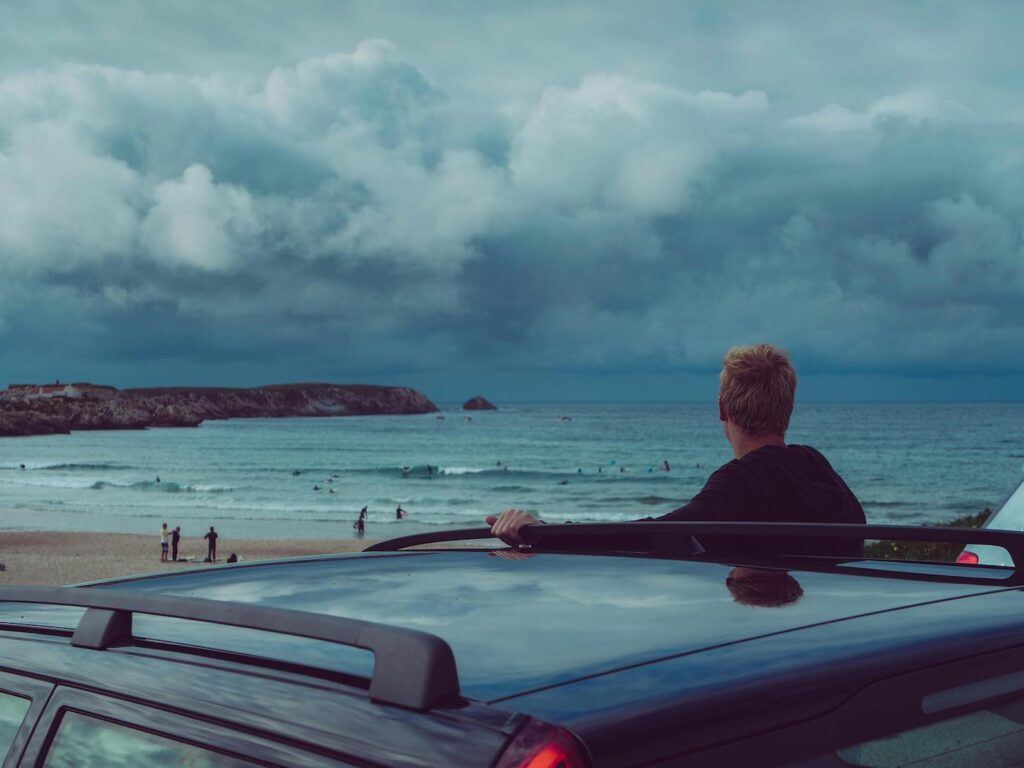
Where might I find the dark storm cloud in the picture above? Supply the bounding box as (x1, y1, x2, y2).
(1, 2, 1023, 397)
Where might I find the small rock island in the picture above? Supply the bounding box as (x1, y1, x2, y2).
(463, 395, 497, 411)
(0, 382, 438, 437)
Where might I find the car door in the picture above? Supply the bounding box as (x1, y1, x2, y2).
(686, 641, 1024, 768)
(0, 670, 52, 768)
(17, 687, 352, 768)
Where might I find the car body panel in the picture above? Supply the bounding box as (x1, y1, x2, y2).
(81, 550, 1019, 701)
(0, 629, 511, 768)
(6, 548, 1024, 767)
(498, 587, 1024, 766)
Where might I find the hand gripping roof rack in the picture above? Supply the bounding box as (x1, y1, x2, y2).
(0, 586, 458, 711)
(366, 521, 1024, 566)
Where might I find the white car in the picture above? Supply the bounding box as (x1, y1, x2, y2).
(958, 478, 1024, 566)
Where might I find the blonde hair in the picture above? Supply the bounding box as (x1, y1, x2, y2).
(719, 344, 797, 437)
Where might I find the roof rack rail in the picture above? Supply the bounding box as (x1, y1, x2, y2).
(0, 586, 458, 711)
(365, 528, 498, 551)
(366, 522, 1024, 566)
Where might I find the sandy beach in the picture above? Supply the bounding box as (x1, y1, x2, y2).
(0, 531, 380, 585)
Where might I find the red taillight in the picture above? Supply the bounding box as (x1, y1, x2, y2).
(957, 550, 980, 565)
(495, 719, 588, 768)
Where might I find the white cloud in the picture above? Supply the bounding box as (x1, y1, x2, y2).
(0, 121, 141, 271)
(324, 147, 506, 267)
(142, 164, 260, 271)
(789, 90, 968, 133)
(0, 32, 1021, 385)
(510, 74, 768, 216)
(264, 39, 440, 142)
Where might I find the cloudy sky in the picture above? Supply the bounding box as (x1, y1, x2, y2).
(1, 1, 1022, 401)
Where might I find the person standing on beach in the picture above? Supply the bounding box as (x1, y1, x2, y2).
(171, 526, 181, 561)
(487, 344, 866, 557)
(204, 526, 219, 562)
(159, 523, 170, 562)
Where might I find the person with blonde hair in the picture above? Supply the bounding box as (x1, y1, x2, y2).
(487, 344, 865, 555)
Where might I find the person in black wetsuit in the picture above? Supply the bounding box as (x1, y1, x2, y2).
(204, 526, 218, 562)
(171, 526, 181, 561)
(486, 344, 865, 557)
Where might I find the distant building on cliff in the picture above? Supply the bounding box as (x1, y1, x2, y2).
(2, 382, 117, 400)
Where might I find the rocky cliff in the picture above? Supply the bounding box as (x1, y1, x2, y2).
(463, 395, 497, 411)
(0, 383, 438, 437)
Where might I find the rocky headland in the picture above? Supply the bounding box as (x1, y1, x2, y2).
(0, 383, 438, 437)
(463, 395, 497, 411)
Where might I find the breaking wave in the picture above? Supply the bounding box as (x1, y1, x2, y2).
(89, 480, 233, 493)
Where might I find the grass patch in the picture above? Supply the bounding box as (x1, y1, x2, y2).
(863, 508, 992, 562)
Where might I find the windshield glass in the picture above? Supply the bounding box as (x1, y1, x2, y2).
(990, 480, 1024, 531)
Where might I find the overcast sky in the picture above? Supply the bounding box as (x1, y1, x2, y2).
(1, 1, 1022, 402)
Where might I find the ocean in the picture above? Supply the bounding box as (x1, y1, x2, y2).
(1, 402, 1022, 540)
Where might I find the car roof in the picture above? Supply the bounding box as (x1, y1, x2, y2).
(87, 549, 1019, 702)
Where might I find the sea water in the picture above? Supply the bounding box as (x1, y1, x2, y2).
(1, 402, 1022, 540)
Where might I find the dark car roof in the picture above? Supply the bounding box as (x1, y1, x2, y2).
(87, 549, 1018, 702)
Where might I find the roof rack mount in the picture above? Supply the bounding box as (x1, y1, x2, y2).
(0, 587, 458, 711)
(366, 522, 1024, 566)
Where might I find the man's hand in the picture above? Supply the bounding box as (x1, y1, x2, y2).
(486, 508, 540, 545)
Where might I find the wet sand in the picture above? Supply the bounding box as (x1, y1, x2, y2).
(0, 531, 380, 585)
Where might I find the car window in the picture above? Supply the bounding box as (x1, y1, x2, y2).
(42, 711, 262, 768)
(790, 695, 1024, 767)
(0, 691, 31, 761)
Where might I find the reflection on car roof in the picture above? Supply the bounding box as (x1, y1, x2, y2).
(89, 550, 1010, 701)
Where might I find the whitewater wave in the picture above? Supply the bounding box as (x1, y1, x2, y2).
(0, 461, 137, 471)
(331, 465, 680, 483)
(600, 495, 680, 506)
(43, 462, 138, 471)
(0, 476, 101, 490)
(89, 480, 233, 494)
(859, 500, 922, 509)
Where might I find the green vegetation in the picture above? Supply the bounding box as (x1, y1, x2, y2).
(864, 508, 993, 562)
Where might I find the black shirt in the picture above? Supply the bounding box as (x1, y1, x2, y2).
(657, 444, 865, 557)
